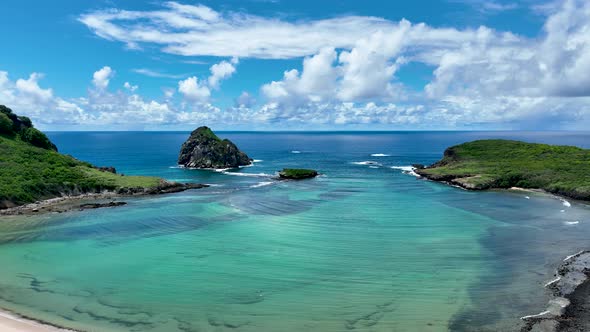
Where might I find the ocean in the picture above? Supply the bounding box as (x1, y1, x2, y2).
(0, 131, 589, 331)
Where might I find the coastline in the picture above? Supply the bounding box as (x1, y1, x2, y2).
(411, 169, 590, 331)
(0, 181, 209, 216)
(0, 308, 78, 332)
(520, 251, 590, 332)
(414, 167, 581, 206)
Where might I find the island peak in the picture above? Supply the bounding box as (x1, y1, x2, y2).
(178, 127, 252, 169)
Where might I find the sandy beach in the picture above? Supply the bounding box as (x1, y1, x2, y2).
(0, 309, 74, 332)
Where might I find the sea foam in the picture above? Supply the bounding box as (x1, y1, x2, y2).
(370, 153, 390, 157)
(351, 161, 381, 166)
(250, 181, 274, 188)
(391, 166, 419, 177)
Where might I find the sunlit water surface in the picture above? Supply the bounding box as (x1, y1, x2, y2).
(0, 131, 589, 332)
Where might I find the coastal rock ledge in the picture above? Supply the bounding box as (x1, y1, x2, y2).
(178, 126, 252, 169)
(521, 251, 590, 332)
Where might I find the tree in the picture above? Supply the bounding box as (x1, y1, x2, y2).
(0, 113, 14, 135)
(19, 127, 58, 151)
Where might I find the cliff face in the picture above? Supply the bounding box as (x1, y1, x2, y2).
(178, 126, 252, 169)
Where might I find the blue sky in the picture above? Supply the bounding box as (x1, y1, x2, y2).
(0, 0, 588, 130)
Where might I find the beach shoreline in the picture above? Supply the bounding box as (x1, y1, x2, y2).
(0, 182, 209, 216)
(0, 308, 78, 332)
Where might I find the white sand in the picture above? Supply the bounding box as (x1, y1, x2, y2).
(0, 310, 73, 332)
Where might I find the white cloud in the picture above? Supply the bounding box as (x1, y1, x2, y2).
(16, 73, 54, 102)
(78, 2, 396, 59)
(124, 82, 138, 92)
(2, 0, 590, 130)
(261, 47, 339, 104)
(208, 57, 238, 89)
(178, 76, 211, 102)
(132, 68, 186, 79)
(92, 66, 114, 89)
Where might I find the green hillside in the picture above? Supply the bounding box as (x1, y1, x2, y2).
(415, 139, 590, 200)
(0, 105, 162, 208)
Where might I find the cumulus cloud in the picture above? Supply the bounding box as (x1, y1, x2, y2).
(92, 66, 114, 89)
(3, 0, 590, 130)
(124, 82, 138, 92)
(208, 57, 238, 89)
(177, 58, 238, 102)
(16, 73, 54, 102)
(178, 76, 211, 102)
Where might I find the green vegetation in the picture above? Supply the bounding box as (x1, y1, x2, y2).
(193, 126, 220, 141)
(416, 139, 590, 200)
(0, 105, 57, 150)
(0, 105, 163, 208)
(279, 168, 319, 180)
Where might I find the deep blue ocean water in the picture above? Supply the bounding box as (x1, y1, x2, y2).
(0, 131, 589, 332)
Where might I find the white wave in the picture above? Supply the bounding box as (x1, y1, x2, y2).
(562, 199, 571, 207)
(521, 311, 551, 320)
(544, 276, 561, 287)
(564, 221, 580, 225)
(391, 166, 419, 177)
(253, 159, 263, 163)
(291, 150, 301, 154)
(169, 166, 182, 169)
(214, 168, 231, 172)
(564, 251, 585, 262)
(239, 164, 253, 168)
(370, 153, 390, 157)
(221, 171, 273, 178)
(560, 209, 566, 213)
(250, 181, 274, 188)
(525, 196, 530, 199)
(351, 161, 381, 166)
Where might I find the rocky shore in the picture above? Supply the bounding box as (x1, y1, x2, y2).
(520, 251, 590, 332)
(0, 181, 208, 216)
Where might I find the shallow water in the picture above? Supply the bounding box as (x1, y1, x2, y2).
(0, 131, 589, 331)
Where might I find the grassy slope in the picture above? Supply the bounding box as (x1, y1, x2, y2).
(0, 136, 161, 207)
(418, 139, 590, 200)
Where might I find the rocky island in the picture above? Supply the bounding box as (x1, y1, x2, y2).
(278, 168, 319, 180)
(0, 105, 207, 214)
(415, 139, 590, 201)
(178, 126, 252, 169)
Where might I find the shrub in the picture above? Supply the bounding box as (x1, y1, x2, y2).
(19, 127, 58, 151)
(0, 113, 13, 135)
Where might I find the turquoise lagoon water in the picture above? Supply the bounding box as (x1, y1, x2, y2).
(1, 132, 590, 331)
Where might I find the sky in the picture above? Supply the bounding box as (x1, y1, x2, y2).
(0, 0, 589, 131)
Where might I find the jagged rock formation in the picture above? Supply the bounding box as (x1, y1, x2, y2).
(178, 126, 252, 169)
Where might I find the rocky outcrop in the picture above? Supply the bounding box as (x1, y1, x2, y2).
(178, 126, 252, 169)
(520, 251, 590, 332)
(79, 201, 127, 210)
(278, 168, 318, 180)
